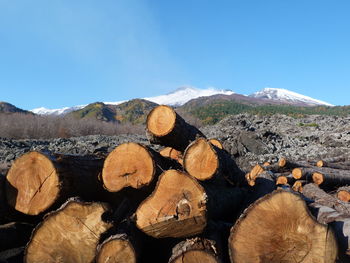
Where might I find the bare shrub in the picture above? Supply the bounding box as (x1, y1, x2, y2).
(0, 113, 144, 139)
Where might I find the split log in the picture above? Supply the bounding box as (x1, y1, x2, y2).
(168, 237, 220, 263)
(25, 198, 113, 263)
(183, 138, 245, 185)
(5, 151, 107, 215)
(159, 147, 183, 166)
(208, 138, 223, 149)
(245, 164, 264, 186)
(302, 183, 350, 216)
(337, 186, 350, 202)
(0, 222, 33, 251)
(102, 142, 179, 195)
(246, 171, 276, 204)
(135, 170, 244, 238)
(146, 105, 205, 151)
(228, 190, 338, 263)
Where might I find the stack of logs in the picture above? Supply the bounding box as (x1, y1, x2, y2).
(0, 104, 349, 262)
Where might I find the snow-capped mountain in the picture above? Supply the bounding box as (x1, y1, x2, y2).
(31, 105, 86, 115)
(249, 88, 333, 106)
(145, 86, 234, 106)
(30, 86, 235, 115)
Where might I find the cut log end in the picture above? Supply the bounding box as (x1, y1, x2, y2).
(171, 250, 218, 263)
(209, 138, 223, 149)
(147, 105, 176, 137)
(136, 170, 207, 238)
(229, 190, 338, 263)
(278, 157, 287, 167)
(5, 152, 60, 215)
(312, 172, 324, 185)
(337, 190, 350, 202)
(159, 147, 183, 165)
(317, 160, 324, 167)
(276, 176, 288, 185)
(96, 236, 136, 263)
(102, 143, 155, 192)
(25, 199, 112, 263)
(262, 162, 271, 167)
(292, 180, 305, 192)
(184, 138, 218, 181)
(292, 168, 303, 180)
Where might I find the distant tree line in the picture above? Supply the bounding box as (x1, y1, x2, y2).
(0, 113, 144, 139)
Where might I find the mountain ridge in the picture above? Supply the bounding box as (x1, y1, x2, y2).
(30, 86, 333, 116)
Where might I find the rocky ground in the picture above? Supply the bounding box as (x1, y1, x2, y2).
(1, 114, 349, 174)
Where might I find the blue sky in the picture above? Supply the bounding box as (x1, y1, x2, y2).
(1, 0, 350, 109)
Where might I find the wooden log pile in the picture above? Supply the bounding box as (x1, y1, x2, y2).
(0, 104, 349, 262)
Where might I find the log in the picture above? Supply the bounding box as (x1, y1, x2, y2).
(308, 202, 350, 261)
(292, 167, 314, 180)
(209, 138, 223, 149)
(5, 151, 107, 215)
(168, 237, 220, 263)
(317, 160, 350, 170)
(312, 169, 350, 187)
(228, 190, 338, 263)
(302, 183, 350, 216)
(96, 218, 147, 263)
(96, 234, 137, 263)
(146, 105, 205, 151)
(292, 180, 307, 193)
(337, 186, 350, 202)
(245, 164, 264, 186)
(275, 174, 294, 185)
(102, 142, 179, 194)
(25, 198, 113, 263)
(183, 138, 245, 185)
(135, 170, 244, 238)
(159, 147, 183, 166)
(0, 222, 33, 251)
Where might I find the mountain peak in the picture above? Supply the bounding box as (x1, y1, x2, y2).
(146, 86, 234, 106)
(249, 87, 333, 106)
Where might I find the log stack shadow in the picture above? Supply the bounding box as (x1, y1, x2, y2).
(0, 105, 349, 262)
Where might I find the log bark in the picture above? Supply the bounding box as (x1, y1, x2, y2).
(302, 183, 350, 216)
(102, 142, 179, 195)
(0, 247, 24, 263)
(168, 237, 220, 263)
(308, 202, 350, 261)
(5, 151, 107, 215)
(228, 190, 338, 263)
(146, 105, 205, 152)
(159, 147, 183, 166)
(25, 198, 113, 263)
(135, 170, 245, 239)
(183, 138, 245, 185)
(0, 222, 33, 251)
(337, 186, 350, 202)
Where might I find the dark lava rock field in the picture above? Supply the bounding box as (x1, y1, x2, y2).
(1, 114, 349, 174)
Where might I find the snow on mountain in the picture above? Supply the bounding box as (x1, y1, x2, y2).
(249, 87, 334, 106)
(31, 105, 86, 115)
(144, 86, 234, 106)
(30, 87, 235, 115)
